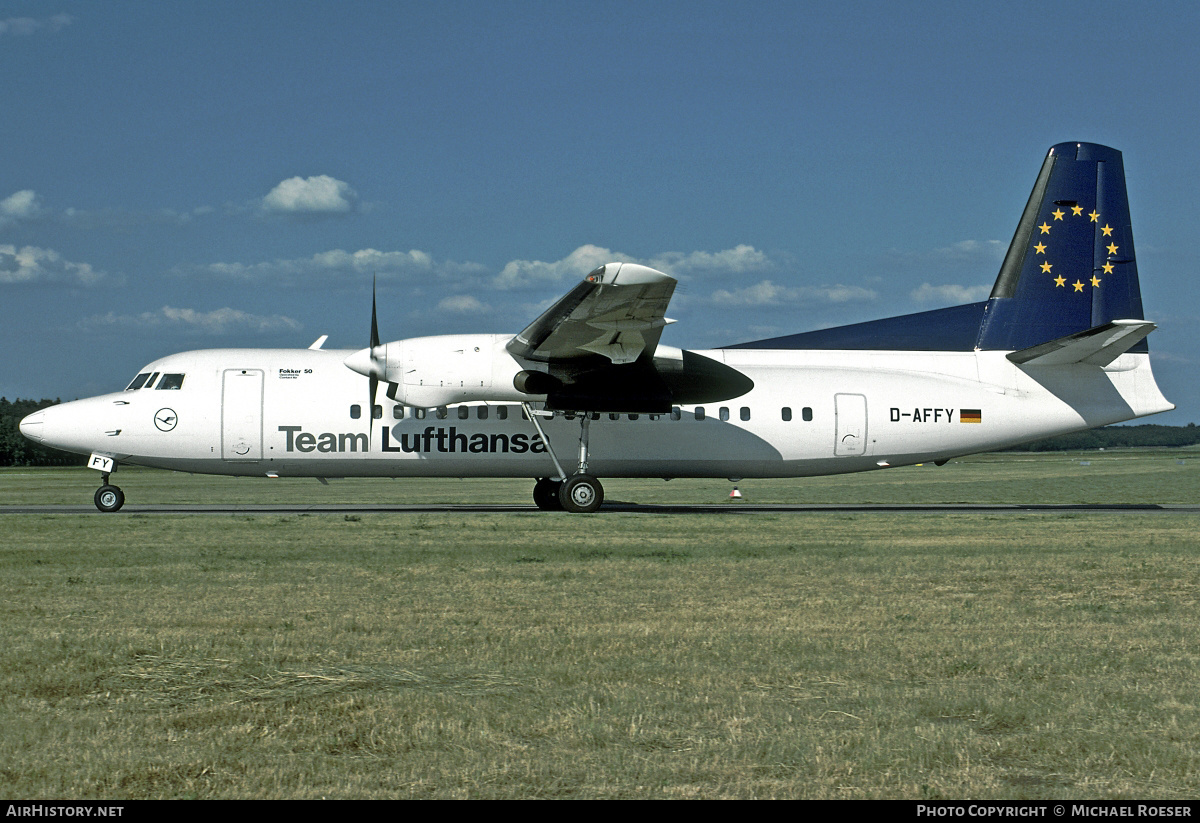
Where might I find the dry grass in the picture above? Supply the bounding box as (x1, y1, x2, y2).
(1, 454, 1199, 798)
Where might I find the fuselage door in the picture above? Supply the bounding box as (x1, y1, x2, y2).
(222, 369, 264, 461)
(834, 393, 868, 456)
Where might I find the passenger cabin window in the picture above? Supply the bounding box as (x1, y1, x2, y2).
(372, 405, 383, 420)
(695, 407, 705, 420)
(393, 405, 404, 419)
(496, 406, 508, 420)
(126, 373, 152, 391)
(719, 407, 730, 422)
(740, 407, 750, 421)
(350, 404, 362, 419)
(782, 407, 792, 421)
(803, 407, 813, 421)
(415, 408, 427, 419)
(435, 407, 448, 420)
(671, 407, 681, 421)
(458, 406, 470, 420)
(477, 406, 489, 420)
(156, 373, 185, 390)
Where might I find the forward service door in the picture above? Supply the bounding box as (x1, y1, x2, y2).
(834, 393, 868, 456)
(222, 369, 263, 461)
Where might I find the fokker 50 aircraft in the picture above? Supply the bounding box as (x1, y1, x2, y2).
(20, 142, 1174, 512)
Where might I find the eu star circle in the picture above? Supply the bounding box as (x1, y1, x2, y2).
(154, 408, 178, 432)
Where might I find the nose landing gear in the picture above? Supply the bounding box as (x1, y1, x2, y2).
(94, 473, 125, 513)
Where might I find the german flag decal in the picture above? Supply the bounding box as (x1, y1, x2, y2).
(960, 409, 982, 424)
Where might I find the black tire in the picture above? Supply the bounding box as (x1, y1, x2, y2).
(94, 484, 125, 513)
(533, 478, 563, 510)
(558, 474, 603, 513)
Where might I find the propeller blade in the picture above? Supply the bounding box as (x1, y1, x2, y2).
(345, 276, 402, 446)
(368, 374, 379, 446)
(370, 276, 381, 350)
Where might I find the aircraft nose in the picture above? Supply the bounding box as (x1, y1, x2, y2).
(19, 410, 46, 443)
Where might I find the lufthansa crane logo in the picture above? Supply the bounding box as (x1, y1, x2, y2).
(154, 408, 178, 432)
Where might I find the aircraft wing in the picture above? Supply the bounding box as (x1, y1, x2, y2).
(505, 262, 751, 412)
(506, 263, 676, 366)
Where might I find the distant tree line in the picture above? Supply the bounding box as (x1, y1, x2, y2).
(1, 397, 1197, 467)
(1008, 422, 1200, 452)
(0, 398, 86, 466)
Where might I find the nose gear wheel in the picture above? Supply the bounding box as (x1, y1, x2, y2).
(94, 484, 125, 513)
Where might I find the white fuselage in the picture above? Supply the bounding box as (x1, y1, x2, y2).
(21, 343, 1174, 481)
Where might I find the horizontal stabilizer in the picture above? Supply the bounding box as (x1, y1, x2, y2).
(1006, 319, 1155, 367)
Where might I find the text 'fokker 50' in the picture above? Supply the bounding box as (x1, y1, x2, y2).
(21, 143, 1173, 512)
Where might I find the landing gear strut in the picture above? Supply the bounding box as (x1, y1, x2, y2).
(94, 473, 125, 513)
(525, 405, 605, 513)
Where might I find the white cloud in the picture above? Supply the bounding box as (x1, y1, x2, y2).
(909, 282, 992, 304)
(891, 239, 1007, 267)
(493, 243, 774, 290)
(935, 239, 1006, 260)
(83, 306, 302, 335)
(0, 245, 104, 286)
(189, 248, 486, 285)
(56, 204, 210, 230)
(189, 242, 780, 301)
(437, 294, 490, 314)
(494, 244, 622, 290)
(0, 190, 42, 225)
(709, 279, 877, 307)
(261, 175, 358, 215)
(646, 244, 772, 277)
(0, 14, 73, 37)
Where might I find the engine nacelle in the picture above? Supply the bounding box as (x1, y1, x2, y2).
(345, 336, 751, 411)
(348, 333, 536, 408)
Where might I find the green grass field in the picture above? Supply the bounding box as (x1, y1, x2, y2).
(1, 450, 1198, 798)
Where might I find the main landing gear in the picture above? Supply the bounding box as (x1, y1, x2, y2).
(525, 404, 605, 513)
(532, 473, 604, 513)
(94, 473, 125, 513)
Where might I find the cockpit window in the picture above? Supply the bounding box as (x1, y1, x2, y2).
(156, 374, 185, 390)
(126, 373, 152, 391)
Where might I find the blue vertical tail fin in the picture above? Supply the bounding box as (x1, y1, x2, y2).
(725, 142, 1150, 356)
(977, 142, 1145, 352)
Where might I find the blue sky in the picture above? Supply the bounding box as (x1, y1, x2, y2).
(2, 1, 1197, 424)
